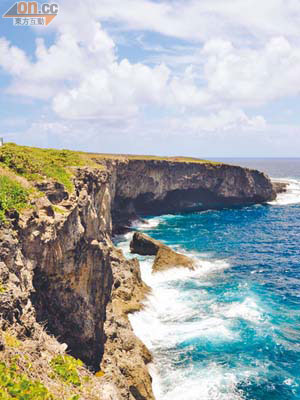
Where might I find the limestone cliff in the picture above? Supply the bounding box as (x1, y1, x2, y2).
(111, 159, 276, 229)
(0, 166, 154, 399)
(0, 151, 277, 399)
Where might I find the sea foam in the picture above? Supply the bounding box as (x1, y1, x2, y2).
(269, 178, 300, 205)
(116, 220, 245, 400)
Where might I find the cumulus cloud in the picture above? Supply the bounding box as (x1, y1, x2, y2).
(166, 109, 266, 134)
(202, 36, 300, 106)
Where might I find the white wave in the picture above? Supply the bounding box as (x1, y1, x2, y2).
(270, 178, 300, 205)
(152, 362, 244, 400)
(222, 297, 265, 324)
(131, 216, 164, 230)
(114, 232, 134, 258)
(115, 226, 247, 400)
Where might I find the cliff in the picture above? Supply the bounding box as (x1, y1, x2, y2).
(0, 144, 276, 399)
(111, 159, 275, 230)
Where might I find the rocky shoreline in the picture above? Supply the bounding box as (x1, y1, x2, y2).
(0, 157, 279, 399)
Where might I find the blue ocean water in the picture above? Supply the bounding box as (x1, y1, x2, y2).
(116, 159, 300, 400)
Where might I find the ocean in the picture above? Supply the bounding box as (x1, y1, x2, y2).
(115, 159, 300, 400)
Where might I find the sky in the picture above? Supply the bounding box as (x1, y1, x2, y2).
(0, 0, 300, 157)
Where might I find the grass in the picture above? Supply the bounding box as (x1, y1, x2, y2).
(89, 152, 219, 164)
(0, 176, 30, 222)
(0, 143, 98, 193)
(0, 143, 102, 221)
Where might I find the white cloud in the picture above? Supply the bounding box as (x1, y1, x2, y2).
(94, 0, 300, 43)
(202, 36, 300, 106)
(166, 109, 266, 134)
(1, 0, 300, 153)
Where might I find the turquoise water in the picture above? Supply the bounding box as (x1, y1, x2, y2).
(116, 160, 300, 400)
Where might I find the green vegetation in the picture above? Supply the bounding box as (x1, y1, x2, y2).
(0, 361, 55, 400)
(0, 143, 101, 221)
(88, 152, 219, 164)
(3, 334, 21, 349)
(0, 176, 30, 222)
(52, 205, 67, 215)
(50, 356, 83, 387)
(0, 143, 96, 193)
(0, 279, 6, 294)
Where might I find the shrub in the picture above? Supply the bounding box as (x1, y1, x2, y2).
(50, 355, 83, 387)
(0, 361, 56, 399)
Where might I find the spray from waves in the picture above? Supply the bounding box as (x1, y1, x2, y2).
(130, 216, 164, 230)
(269, 178, 300, 205)
(115, 226, 267, 400)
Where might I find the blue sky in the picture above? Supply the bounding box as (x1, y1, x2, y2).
(0, 0, 300, 157)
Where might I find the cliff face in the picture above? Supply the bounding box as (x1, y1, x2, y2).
(0, 166, 154, 399)
(0, 157, 276, 399)
(112, 160, 276, 228)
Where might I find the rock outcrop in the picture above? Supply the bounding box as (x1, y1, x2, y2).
(130, 232, 195, 272)
(153, 246, 195, 272)
(130, 232, 162, 256)
(272, 181, 288, 194)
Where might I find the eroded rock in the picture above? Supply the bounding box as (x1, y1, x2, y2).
(130, 232, 195, 273)
(130, 232, 162, 255)
(153, 246, 195, 272)
(272, 181, 288, 194)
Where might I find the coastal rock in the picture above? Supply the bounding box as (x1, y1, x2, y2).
(153, 246, 195, 272)
(272, 181, 288, 194)
(130, 232, 162, 255)
(101, 248, 154, 400)
(130, 232, 195, 272)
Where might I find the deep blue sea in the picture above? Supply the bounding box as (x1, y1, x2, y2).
(116, 159, 300, 400)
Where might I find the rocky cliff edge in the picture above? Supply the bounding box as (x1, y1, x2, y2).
(0, 145, 277, 399)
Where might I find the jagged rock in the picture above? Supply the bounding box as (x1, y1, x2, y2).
(272, 181, 288, 194)
(153, 246, 195, 272)
(130, 232, 162, 255)
(35, 181, 69, 204)
(130, 232, 195, 273)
